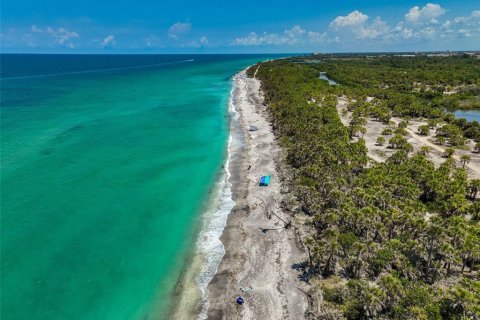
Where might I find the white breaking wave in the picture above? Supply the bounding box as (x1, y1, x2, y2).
(195, 74, 241, 319)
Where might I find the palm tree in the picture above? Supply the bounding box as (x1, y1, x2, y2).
(444, 147, 455, 158)
(347, 280, 387, 319)
(418, 125, 430, 136)
(403, 142, 414, 153)
(382, 128, 393, 136)
(474, 142, 480, 153)
(419, 146, 431, 156)
(360, 127, 367, 138)
(304, 237, 315, 268)
(445, 280, 480, 319)
(468, 179, 480, 199)
(460, 155, 471, 168)
(363, 287, 387, 319)
(436, 136, 446, 145)
(379, 274, 404, 311)
(376, 136, 386, 146)
(424, 219, 445, 281)
(389, 134, 407, 149)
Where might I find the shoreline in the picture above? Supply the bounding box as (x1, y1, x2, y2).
(205, 70, 308, 319)
(167, 74, 243, 319)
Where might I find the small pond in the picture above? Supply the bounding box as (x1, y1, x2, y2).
(319, 72, 338, 86)
(452, 109, 480, 122)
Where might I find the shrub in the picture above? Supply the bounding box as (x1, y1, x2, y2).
(376, 136, 386, 146)
(395, 127, 408, 136)
(418, 125, 430, 136)
(419, 146, 431, 155)
(444, 147, 455, 158)
(389, 134, 408, 149)
(382, 128, 393, 136)
(398, 120, 409, 129)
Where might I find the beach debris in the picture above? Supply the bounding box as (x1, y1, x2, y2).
(236, 296, 245, 305)
(259, 175, 271, 186)
(266, 210, 272, 219)
(240, 286, 253, 292)
(249, 125, 258, 131)
(271, 211, 292, 229)
(259, 227, 282, 233)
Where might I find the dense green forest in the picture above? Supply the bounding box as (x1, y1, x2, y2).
(302, 55, 480, 110)
(308, 55, 480, 142)
(247, 57, 479, 319)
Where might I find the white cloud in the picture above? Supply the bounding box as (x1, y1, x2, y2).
(30, 25, 79, 47)
(445, 10, 480, 38)
(232, 32, 263, 46)
(389, 9, 480, 41)
(453, 10, 480, 25)
(390, 22, 416, 40)
(308, 31, 327, 44)
(176, 36, 211, 48)
(168, 22, 191, 40)
(405, 3, 446, 24)
(231, 6, 479, 49)
(330, 10, 368, 28)
(232, 25, 315, 46)
(199, 36, 209, 45)
(284, 25, 306, 37)
(329, 11, 389, 40)
(327, 6, 480, 44)
(52, 28, 79, 46)
(2, 5, 478, 51)
(100, 35, 115, 47)
(356, 17, 389, 39)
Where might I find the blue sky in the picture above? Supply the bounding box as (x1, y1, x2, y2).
(1, 0, 479, 53)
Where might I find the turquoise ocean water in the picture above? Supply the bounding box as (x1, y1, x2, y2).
(0, 54, 276, 319)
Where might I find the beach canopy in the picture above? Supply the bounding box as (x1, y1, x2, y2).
(259, 175, 271, 186)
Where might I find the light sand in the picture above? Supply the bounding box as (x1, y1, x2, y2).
(206, 71, 308, 319)
(337, 96, 480, 179)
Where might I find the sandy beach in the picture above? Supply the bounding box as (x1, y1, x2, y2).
(205, 70, 308, 319)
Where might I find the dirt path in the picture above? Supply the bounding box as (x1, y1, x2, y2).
(337, 96, 480, 177)
(253, 65, 260, 79)
(391, 117, 480, 176)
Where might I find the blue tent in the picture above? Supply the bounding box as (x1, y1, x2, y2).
(259, 175, 271, 186)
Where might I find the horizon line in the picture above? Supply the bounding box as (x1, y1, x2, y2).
(1, 49, 479, 56)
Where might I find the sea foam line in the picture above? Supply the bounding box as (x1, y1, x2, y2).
(195, 74, 240, 319)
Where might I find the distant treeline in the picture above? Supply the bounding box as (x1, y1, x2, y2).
(301, 55, 480, 142)
(248, 59, 479, 320)
(316, 55, 480, 109)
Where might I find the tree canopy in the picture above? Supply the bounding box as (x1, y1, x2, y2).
(248, 57, 479, 320)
